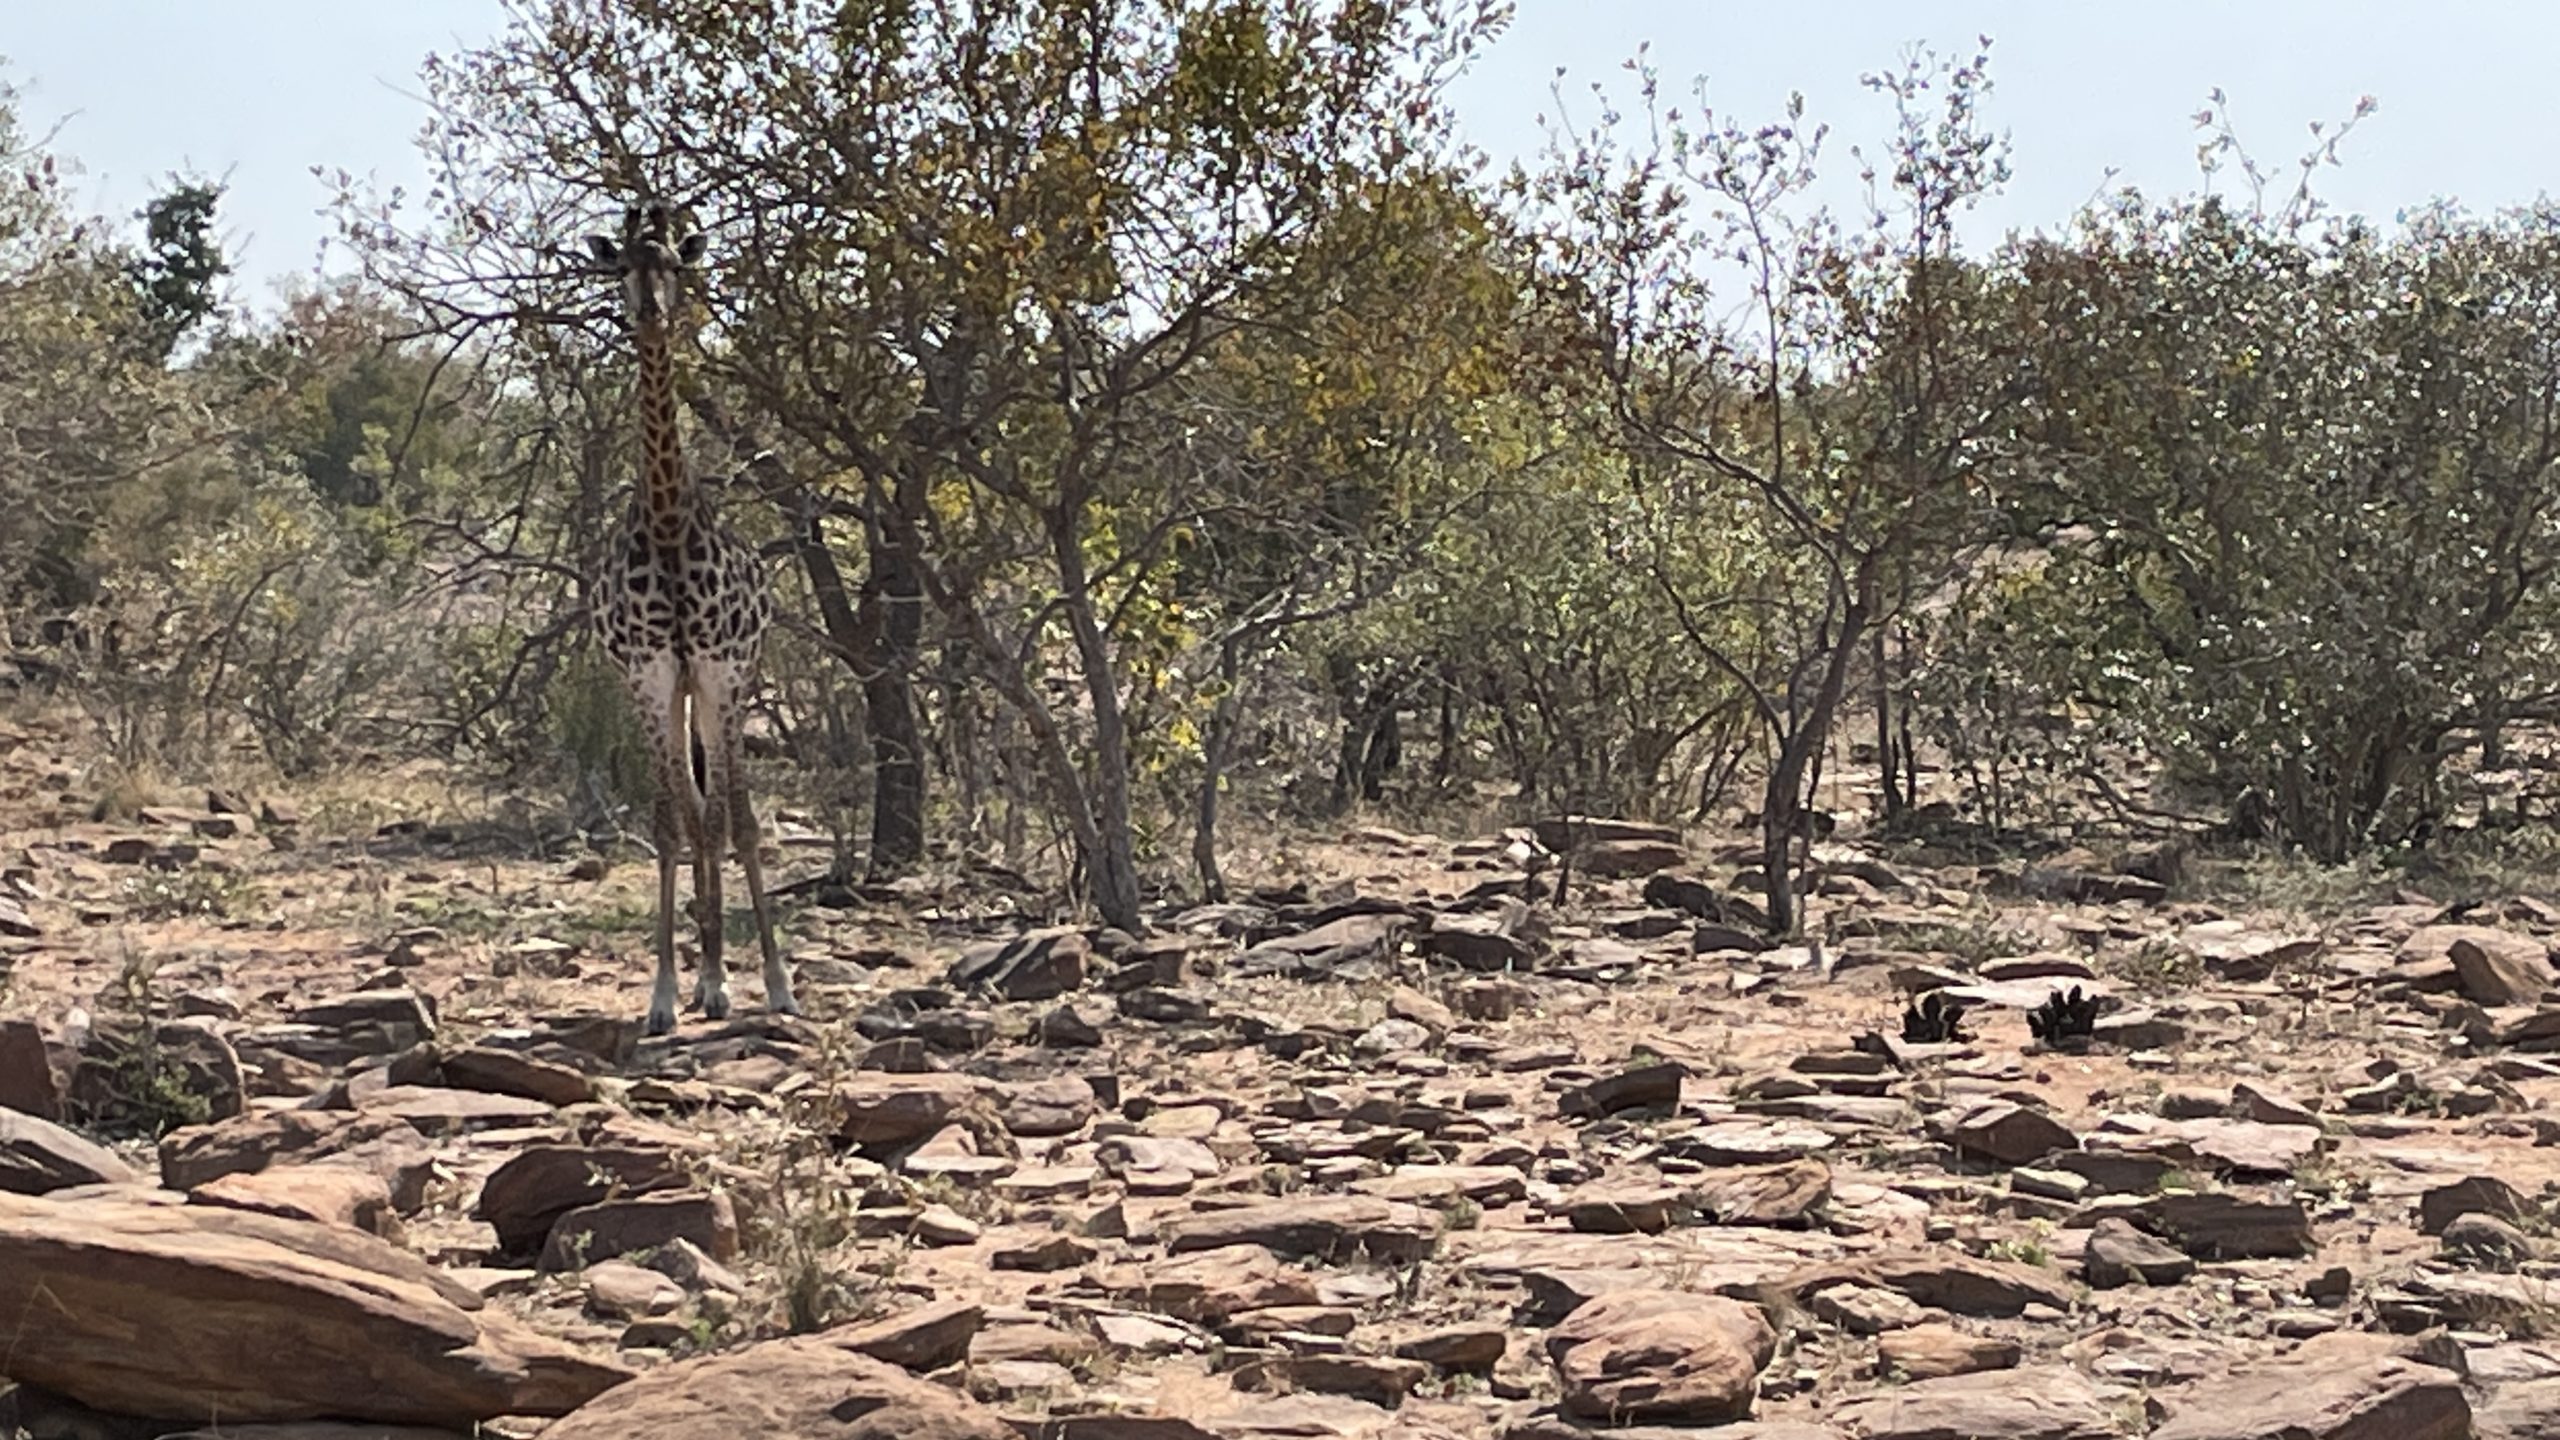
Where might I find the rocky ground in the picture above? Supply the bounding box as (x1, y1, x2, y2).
(2, 711, 2557, 1439)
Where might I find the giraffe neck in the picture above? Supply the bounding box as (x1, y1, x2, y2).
(634, 315, 692, 551)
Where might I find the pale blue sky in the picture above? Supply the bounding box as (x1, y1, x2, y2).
(9, 1, 2553, 307)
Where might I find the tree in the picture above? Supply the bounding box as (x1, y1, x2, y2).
(2001, 189, 2560, 857)
(127, 178, 229, 359)
(379, 0, 1509, 929)
(1534, 42, 2028, 932)
(0, 74, 198, 633)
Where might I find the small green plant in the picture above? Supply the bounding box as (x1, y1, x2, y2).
(1901, 919, 2020, 967)
(77, 953, 214, 1138)
(1437, 1194, 1483, 1231)
(1984, 1235, 2053, 1268)
(2106, 938, 2202, 993)
(119, 867, 259, 921)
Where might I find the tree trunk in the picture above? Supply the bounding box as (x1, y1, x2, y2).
(1871, 622, 1903, 822)
(1432, 663, 1461, 784)
(1050, 519, 1145, 933)
(1193, 635, 1248, 903)
(858, 474, 928, 877)
(1757, 594, 1871, 936)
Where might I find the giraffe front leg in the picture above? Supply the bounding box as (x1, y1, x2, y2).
(690, 692, 732, 1023)
(625, 653, 693, 1039)
(647, 790, 683, 1037)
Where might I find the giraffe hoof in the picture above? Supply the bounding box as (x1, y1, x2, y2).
(698, 989, 731, 1022)
(644, 1003, 678, 1037)
(767, 992, 802, 1018)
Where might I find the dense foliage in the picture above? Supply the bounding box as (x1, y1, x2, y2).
(9, 20, 2560, 930)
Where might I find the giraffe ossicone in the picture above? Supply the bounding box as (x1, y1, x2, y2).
(584, 201, 796, 1037)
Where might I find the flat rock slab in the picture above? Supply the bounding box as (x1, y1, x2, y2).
(1351, 1164, 1529, 1207)
(541, 1189, 739, 1270)
(439, 1046, 596, 1106)
(159, 1109, 434, 1211)
(1505, 1419, 1845, 1440)
(1829, 1364, 2116, 1439)
(1164, 1196, 1441, 1263)
(191, 1163, 400, 1238)
(2095, 1113, 2328, 1177)
(2478, 1377, 2560, 1440)
(1935, 977, 2116, 1011)
(1458, 1229, 1845, 1321)
(539, 1333, 1015, 1439)
(2148, 1332, 2469, 1440)
(2113, 1191, 2315, 1259)
(1098, 1244, 1324, 1320)
(0, 1191, 628, 1424)
(1779, 1253, 2074, 1318)
(357, 1085, 557, 1134)
(0, 1108, 139, 1194)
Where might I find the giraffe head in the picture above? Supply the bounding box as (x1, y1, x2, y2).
(585, 200, 705, 329)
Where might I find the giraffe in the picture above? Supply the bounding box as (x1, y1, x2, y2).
(583, 200, 797, 1036)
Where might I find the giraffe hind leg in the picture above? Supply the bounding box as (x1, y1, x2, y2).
(730, 757, 796, 1017)
(685, 677, 732, 1022)
(692, 654, 794, 1017)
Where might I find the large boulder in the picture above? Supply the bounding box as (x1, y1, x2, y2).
(0, 1191, 629, 1424)
(1545, 1289, 1776, 1424)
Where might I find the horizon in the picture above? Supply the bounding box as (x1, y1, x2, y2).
(9, 1, 2554, 311)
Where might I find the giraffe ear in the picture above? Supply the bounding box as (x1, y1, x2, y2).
(676, 232, 707, 266)
(585, 236, 621, 266)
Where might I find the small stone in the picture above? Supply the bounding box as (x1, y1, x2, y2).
(0, 1109, 139, 1195)
(1039, 1005, 1104, 1048)
(1806, 1282, 1933, 1336)
(1241, 1353, 1430, 1407)
(541, 1191, 739, 1271)
(1561, 1180, 1693, 1234)
(992, 1231, 1098, 1272)
(2419, 1174, 2528, 1236)
(914, 1204, 983, 1246)
(949, 927, 1089, 1002)
(1942, 1100, 2078, 1167)
(1396, 1323, 1507, 1374)
(2446, 929, 2560, 1006)
(2442, 1212, 2536, 1269)
(1877, 1324, 2021, 1380)
(1355, 1017, 1434, 1057)
(1691, 1159, 1831, 1227)
(2232, 1081, 2319, 1126)
(585, 1259, 684, 1319)
(829, 1298, 984, 1372)
(2084, 1216, 2199, 1288)
(999, 1076, 1097, 1138)
(1452, 978, 1532, 1021)
(1559, 1061, 1683, 1119)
